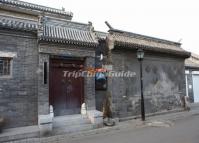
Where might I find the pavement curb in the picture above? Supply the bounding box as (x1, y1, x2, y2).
(119, 108, 184, 122)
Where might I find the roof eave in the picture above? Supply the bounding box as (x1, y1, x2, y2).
(0, 25, 38, 33)
(39, 37, 98, 47)
(114, 41, 191, 58)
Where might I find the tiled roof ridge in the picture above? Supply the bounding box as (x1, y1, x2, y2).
(0, 15, 38, 31)
(0, 0, 73, 17)
(110, 29, 181, 47)
(95, 30, 108, 34)
(44, 17, 92, 31)
(94, 31, 108, 40)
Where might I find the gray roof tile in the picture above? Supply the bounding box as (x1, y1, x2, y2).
(185, 59, 199, 68)
(109, 29, 190, 57)
(0, 0, 73, 17)
(40, 24, 98, 46)
(0, 14, 98, 46)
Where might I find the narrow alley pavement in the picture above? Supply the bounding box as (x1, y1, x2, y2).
(5, 103, 199, 143)
(70, 113, 199, 143)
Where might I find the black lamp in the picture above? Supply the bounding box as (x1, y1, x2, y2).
(137, 48, 145, 121)
(137, 48, 144, 61)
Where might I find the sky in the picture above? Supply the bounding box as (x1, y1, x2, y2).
(24, 0, 199, 55)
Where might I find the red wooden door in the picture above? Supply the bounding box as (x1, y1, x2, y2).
(49, 58, 84, 116)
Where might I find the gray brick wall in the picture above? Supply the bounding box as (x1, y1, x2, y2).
(84, 56, 96, 110)
(0, 30, 38, 129)
(38, 54, 49, 115)
(109, 49, 186, 118)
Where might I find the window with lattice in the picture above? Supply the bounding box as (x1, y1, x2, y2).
(0, 58, 12, 76)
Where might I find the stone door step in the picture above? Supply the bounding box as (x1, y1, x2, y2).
(52, 114, 93, 135)
(53, 114, 88, 123)
(53, 118, 91, 128)
(52, 124, 93, 135)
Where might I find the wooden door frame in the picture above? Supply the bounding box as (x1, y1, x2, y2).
(49, 56, 85, 115)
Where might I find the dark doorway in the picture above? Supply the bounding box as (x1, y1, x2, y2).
(49, 57, 84, 116)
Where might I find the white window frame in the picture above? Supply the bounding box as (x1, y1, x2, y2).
(192, 71, 199, 75)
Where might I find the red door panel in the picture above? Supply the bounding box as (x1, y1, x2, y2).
(49, 59, 84, 116)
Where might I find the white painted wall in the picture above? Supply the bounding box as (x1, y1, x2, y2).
(193, 75, 199, 103)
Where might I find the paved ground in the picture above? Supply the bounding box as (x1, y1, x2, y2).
(5, 103, 199, 143)
(53, 103, 199, 143)
(69, 114, 199, 143)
